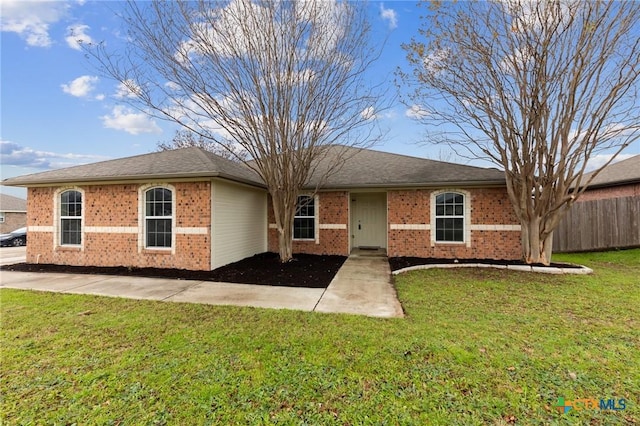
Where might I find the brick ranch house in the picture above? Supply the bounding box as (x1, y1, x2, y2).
(574, 154, 640, 202)
(2, 146, 522, 271)
(0, 193, 27, 234)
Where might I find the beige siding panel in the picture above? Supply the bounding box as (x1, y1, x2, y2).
(212, 180, 267, 269)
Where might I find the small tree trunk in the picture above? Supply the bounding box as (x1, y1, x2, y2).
(521, 217, 553, 265)
(278, 222, 294, 263)
(271, 192, 295, 263)
(541, 231, 554, 265)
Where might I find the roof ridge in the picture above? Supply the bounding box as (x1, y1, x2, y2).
(336, 144, 501, 171)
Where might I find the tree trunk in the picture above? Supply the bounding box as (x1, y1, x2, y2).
(277, 221, 294, 263)
(271, 192, 296, 263)
(520, 217, 554, 265)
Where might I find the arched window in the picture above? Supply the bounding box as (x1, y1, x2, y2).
(294, 195, 315, 240)
(60, 190, 82, 245)
(144, 187, 173, 248)
(435, 192, 465, 242)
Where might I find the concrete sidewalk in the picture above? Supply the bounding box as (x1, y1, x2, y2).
(0, 252, 403, 318)
(315, 251, 404, 317)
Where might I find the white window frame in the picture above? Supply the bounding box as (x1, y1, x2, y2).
(0, 212, 5, 223)
(56, 187, 84, 248)
(141, 185, 175, 250)
(430, 189, 471, 247)
(293, 195, 316, 241)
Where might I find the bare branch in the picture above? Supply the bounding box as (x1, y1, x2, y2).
(85, 0, 386, 262)
(400, 0, 640, 264)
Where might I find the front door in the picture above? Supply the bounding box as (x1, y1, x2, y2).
(351, 193, 387, 249)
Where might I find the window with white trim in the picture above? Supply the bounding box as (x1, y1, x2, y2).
(435, 192, 465, 242)
(145, 187, 173, 248)
(60, 190, 82, 245)
(0, 212, 5, 223)
(294, 195, 315, 240)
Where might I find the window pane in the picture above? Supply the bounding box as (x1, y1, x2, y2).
(61, 190, 82, 217)
(435, 217, 463, 242)
(294, 217, 315, 239)
(61, 218, 82, 245)
(294, 196, 315, 239)
(454, 205, 464, 216)
(296, 196, 314, 217)
(146, 219, 172, 248)
(60, 191, 82, 245)
(146, 188, 172, 217)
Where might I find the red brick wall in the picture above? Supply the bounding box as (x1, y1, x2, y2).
(267, 191, 350, 256)
(387, 190, 430, 224)
(387, 188, 522, 260)
(26, 182, 212, 270)
(266, 188, 522, 260)
(575, 183, 640, 202)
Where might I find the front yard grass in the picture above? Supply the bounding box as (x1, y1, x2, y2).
(2, 249, 638, 425)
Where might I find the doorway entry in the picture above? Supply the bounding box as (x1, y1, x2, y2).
(350, 192, 387, 250)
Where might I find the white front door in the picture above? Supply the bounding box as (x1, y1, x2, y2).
(351, 193, 387, 248)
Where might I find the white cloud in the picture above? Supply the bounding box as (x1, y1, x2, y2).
(176, 0, 350, 62)
(65, 24, 93, 50)
(0, 0, 70, 47)
(585, 153, 636, 172)
(115, 80, 142, 99)
(0, 140, 107, 169)
(164, 81, 181, 91)
(380, 3, 397, 30)
(361, 106, 377, 121)
(101, 106, 162, 135)
(405, 104, 430, 120)
(422, 48, 450, 76)
(61, 75, 99, 98)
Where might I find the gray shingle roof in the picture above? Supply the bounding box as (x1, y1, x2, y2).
(2, 145, 506, 189)
(304, 145, 505, 188)
(0, 193, 27, 212)
(1, 147, 264, 187)
(582, 154, 640, 188)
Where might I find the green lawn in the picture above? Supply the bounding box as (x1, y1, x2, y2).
(2, 249, 639, 425)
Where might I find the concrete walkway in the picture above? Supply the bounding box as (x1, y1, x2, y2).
(0, 251, 403, 318)
(315, 250, 404, 317)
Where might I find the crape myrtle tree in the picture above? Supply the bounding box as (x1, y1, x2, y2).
(87, 0, 383, 262)
(400, 0, 640, 264)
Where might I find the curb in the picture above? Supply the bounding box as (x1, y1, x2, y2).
(391, 263, 593, 276)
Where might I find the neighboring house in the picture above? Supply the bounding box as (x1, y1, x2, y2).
(574, 155, 640, 202)
(0, 193, 27, 234)
(553, 154, 640, 252)
(2, 146, 523, 270)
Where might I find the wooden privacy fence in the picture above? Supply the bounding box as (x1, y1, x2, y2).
(553, 195, 640, 252)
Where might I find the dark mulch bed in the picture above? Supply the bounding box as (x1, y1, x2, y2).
(1, 252, 347, 289)
(389, 257, 582, 272)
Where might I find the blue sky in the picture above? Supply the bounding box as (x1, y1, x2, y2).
(1, 1, 638, 199)
(0, 1, 434, 198)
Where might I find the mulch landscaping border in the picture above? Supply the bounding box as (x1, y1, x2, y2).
(1, 252, 347, 289)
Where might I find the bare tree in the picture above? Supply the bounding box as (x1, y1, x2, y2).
(86, 0, 384, 262)
(400, 0, 640, 265)
(157, 129, 246, 161)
